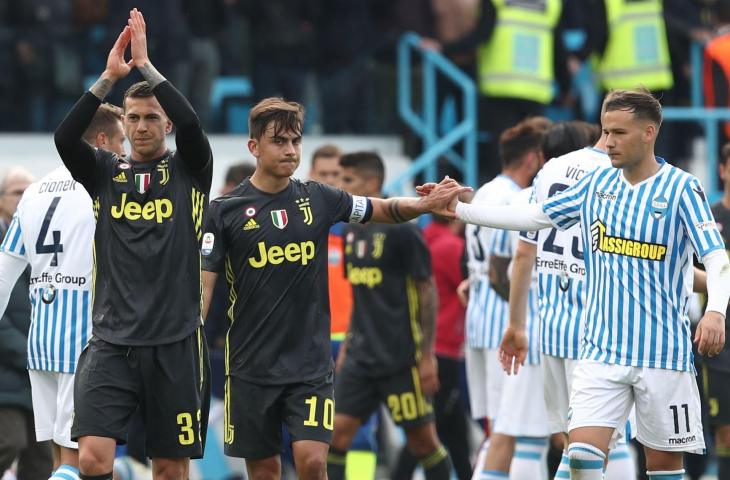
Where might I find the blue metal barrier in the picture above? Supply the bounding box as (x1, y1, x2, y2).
(663, 107, 730, 202)
(384, 32, 478, 195)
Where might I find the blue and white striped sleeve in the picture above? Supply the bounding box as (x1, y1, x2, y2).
(542, 171, 592, 231)
(0, 213, 27, 260)
(678, 176, 725, 258)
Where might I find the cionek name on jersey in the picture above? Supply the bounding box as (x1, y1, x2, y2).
(590, 220, 667, 261)
(29, 271, 86, 287)
(248, 240, 315, 268)
(110, 193, 173, 223)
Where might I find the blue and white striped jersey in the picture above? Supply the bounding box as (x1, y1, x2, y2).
(0, 166, 93, 373)
(492, 188, 541, 365)
(521, 147, 611, 359)
(543, 158, 725, 372)
(465, 175, 521, 349)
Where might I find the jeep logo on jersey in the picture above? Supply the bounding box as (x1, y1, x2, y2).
(650, 195, 668, 219)
(347, 264, 383, 288)
(271, 209, 288, 229)
(135, 173, 151, 194)
(248, 241, 315, 268)
(111, 193, 173, 223)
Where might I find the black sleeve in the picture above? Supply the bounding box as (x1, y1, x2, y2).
(202, 200, 228, 273)
(400, 224, 432, 280)
(442, 0, 496, 56)
(319, 183, 372, 225)
(153, 81, 212, 175)
(54, 92, 102, 194)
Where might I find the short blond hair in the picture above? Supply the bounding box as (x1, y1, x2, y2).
(82, 103, 124, 144)
(248, 97, 304, 140)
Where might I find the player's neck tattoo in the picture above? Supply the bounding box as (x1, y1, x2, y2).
(388, 200, 407, 223)
(138, 62, 166, 89)
(89, 78, 113, 101)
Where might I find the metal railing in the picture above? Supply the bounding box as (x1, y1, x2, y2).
(383, 32, 478, 196)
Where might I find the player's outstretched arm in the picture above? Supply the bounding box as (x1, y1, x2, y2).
(369, 179, 472, 223)
(202, 270, 219, 322)
(414, 276, 440, 395)
(0, 253, 29, 322)
(55, 26, 132, 190)
(695, 250, 730, 356)
(499, 240, 535, 375)
(128, 9, 211, 173)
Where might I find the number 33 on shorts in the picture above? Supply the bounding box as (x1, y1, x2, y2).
(177, 409, 201, 445)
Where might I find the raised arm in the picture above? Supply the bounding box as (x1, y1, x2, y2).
(55, 26, 132, 190)
(128, 9, 211, 173)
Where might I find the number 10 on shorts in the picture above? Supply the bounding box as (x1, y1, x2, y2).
(303, 395, 334, 430)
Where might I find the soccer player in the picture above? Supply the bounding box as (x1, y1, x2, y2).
(54, 9, 212, 479)
(702, 142, 730, 479)
(0, 105, 125, 480)
(423, 89, 730, 480)
(499, 117, 635, 480)
(462, 121, 545, 478)
(328, 151, 451, 480)
(200, 98, 467, 480)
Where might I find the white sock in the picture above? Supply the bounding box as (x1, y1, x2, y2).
(472, 439, 490, 480)
(553, 451, 570, 480)
(604, 442, 635, 480)
(568, 442, 605, 480)
(510, 437, 548, 480)
(480, 471, 509, 480)
(647, 470, 685, 479)
(50, 465, 80, 480)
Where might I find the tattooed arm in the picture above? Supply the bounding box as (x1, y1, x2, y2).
(368, 179, 471, 223)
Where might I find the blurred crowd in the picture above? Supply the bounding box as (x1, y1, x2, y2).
(0, 0, 727, 138)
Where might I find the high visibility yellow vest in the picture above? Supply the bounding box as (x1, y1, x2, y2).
(598, 0, 673, 91)
(477, 0, 562, 104)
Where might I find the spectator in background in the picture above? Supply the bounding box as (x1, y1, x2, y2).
(0, 167, 53, 479)
(369, 0, 436, 134)
(0, 0, 14, 131)
(704, 0, 730, 149)
(393, 216, 472, 480)
(179, 0, 227, 130)
(237, 0, 318, 104)
(316, 0, 378, 134)
(11, 0, 81, 131)
(421, 0, 571, 184)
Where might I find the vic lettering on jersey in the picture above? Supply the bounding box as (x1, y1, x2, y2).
(248, 241, 315, 268)
(110, 193, 173, 223)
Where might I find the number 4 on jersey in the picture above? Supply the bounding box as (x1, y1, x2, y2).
(35, 196, 64, 266)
